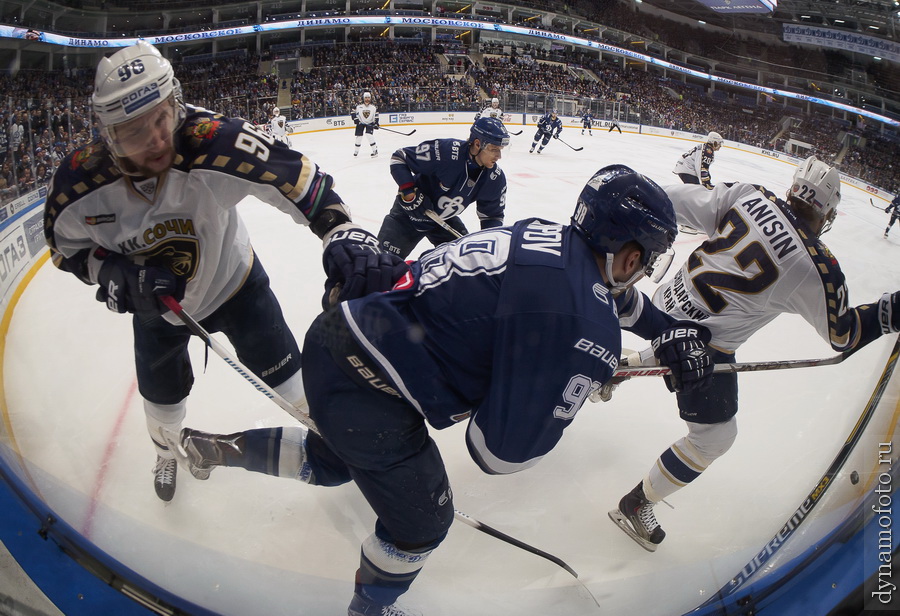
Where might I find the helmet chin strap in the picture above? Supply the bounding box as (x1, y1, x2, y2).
(604, 253, 644, 296)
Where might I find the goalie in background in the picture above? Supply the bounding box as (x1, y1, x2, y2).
(268, 106, 290, 146)
(609, 156, 900, 553)
(175, 165, 715, 616)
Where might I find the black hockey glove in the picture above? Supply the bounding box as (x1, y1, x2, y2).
(886, 207, 892, 213)
(95, 251, 182, 316)
(651, 321, 713, 393)
(322, 226, 409, 309)
(553, 133, 560, 139)
(399, 187, 433, 213)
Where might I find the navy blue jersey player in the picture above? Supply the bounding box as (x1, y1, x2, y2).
(44, 42, 404, 502)
(885, 193, 900, 238)
(530, 109, 563, 154)
(377, 117, 509, 259)
(581, 109, 594, 135)
(176, 165, 715, 616)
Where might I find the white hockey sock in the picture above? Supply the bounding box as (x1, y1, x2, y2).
(644, 418, 737, 502)
(144, 398, 187, 459)
(272, 369, 306, 410)
(273, 426, 313, 482)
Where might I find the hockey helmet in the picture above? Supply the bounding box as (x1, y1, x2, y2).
(273, 107, 280, 116)
(470, 117, 510, 148)
(491, 97, 499, 106)
(572, 165, 677, 290)
(789, 156, 841, 235)
(363, 91, 372, 100)
(92, 41, 186, 162)
(707, 131, 723, 149)
(549, 109, 558, 117)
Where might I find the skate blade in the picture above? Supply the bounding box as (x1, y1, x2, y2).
(608, 509, 658, 552)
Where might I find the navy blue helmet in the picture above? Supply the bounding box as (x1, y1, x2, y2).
(470, 117, 510, 148)
(572, 164, 677, 282)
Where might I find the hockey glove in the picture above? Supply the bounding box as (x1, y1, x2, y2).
(651, 321, 713, 393)
(95, 251, 182, 316)
(879, 291, 900, 333)
(322, 226, 409, 309)
(398, 186, 433, 213)
(553, 133, 560, 139)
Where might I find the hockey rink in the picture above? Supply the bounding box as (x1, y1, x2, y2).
(3, 123, 899, 615)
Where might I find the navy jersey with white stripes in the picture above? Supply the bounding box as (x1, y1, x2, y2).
(340, 218, 675, 474)
(390, 137, 506, 228)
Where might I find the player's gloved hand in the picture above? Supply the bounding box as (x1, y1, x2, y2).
(879, 291, 900, 333)
(373, 122, 380, 129)
(322, 226, 409, 309)
(398, 186, 432, 213)
(553, 133, 560, 139)
(353, 118, 360, 125)
(95, 250, 182, 316)
(651, 321, 713, 393)
(886, 207, 891, 213)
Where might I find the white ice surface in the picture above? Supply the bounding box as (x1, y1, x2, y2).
(3, 124, 899, 616)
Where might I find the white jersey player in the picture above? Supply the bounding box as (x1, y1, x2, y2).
(673, 131, 722, 189)
(474, 97, 503, 121)
(610, 156, 900, 552)
(44, 42, 406, 503)
(268, 107, 289, 145)
(351, 91, 379, 157)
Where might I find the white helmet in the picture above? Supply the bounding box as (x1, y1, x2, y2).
(707, 131, 723, 148)
(363, 91, 372, 100)
(789, 156, 841, 235)
(273, 107, 280, 116)
(491, 97, 499, 106)
(92, 41, 185, 165)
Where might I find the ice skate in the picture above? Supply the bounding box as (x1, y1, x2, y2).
(152, 455, 177, 502)
(180, 428, 244, 480)
(885, 231, 890, 238)
(371, 148, 379, 158)
(348, 593, 420, 616)
(529, 146, 535, 153)
(608, 482, 665, 552)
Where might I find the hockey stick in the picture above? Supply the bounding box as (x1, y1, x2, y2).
(611, 351, 851, 379)
(508, 129, 523, 136)
(555, 136, 583, 152)
(378, 126, 417, 136)
(695, 332, 900, 608)
(871, 197, 887, 210)
(159, 296, 578, 578)
(159, 296, 317, 432)
(424, 209, 464, 239)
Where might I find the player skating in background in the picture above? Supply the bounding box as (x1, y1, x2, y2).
(884, 193, 900, 237)
(351, 91, 379, 157)
(581, 109, 594, 135)
(529, 109, 563, 154)
(376, 117, 509, 259)
(44, 41, 405, 502)
(268, 107, 289, 146)
(673, 131, 722, 189)
(608, 119, 622, 134)
(474, 97, 503, 121)
(609, 156, 900, 552)
(176, 165, 714, 616)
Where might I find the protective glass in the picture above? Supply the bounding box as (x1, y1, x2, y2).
(645, 248, 675, 283)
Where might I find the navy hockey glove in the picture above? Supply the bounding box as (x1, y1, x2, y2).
(553, 133, 560, 139)
(322, 226, 409, 309)
(95, 251, 182, 316)
(398, 186, 433, 213)
(879, 291, 900, 333)
(651, 321, 713, 393)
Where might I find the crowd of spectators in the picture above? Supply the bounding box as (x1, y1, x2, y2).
(1, 40, 897, 209)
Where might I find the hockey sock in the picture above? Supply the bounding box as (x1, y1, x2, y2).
(144, 398, 187, 458)
(355, 530, 439, 607)
(235, 426, 313, 481)
(644, 419, 737, 502)
(272, 368, 306, 409)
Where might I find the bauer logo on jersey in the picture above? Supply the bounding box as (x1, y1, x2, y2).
(85, 214, 116, 225)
